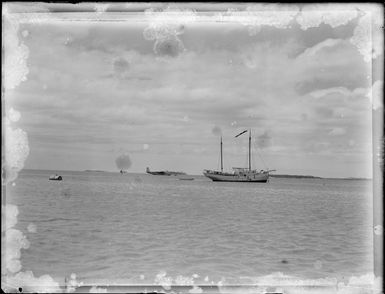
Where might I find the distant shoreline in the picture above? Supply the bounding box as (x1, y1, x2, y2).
(271, 174, 322, 179)
(21, 168, 372, 180)
(271, 174, 371, 180)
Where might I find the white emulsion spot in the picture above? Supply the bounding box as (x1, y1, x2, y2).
(4, 122, 30, 184)
(314, 260, 323, 269)
(374, 225, 383, 236)
(66, 272, 84, 293)
(350, 13, 372, 63)
(1, 179, 61, 292)
(27, 223, 37, 233)
(89, 286, 107, 293)
(143, 8, 196, 57)
(370, 80, 384, 110)
(4, 271, 61, 293)
(2, 204, 19, 232)
(296, 5, 358, 30)
(189, 286, 203, 293)
(8, 233, 30, 271)
(3, 13, 30, 90)
(222, 4, 299, 35)
(175, 275, 194, 285)
(94, 3, 109, 14)
(154, 271, 172, 290)
(9, 108, 21, 122)
(348, 140, 355, 147)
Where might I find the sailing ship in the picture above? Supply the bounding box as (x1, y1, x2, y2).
(203, 130, 275, 182)
(49, 174, 62, 181)
(146, 167, 186, 176)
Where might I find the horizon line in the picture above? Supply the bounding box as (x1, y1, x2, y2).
(19, 168, 373, 180)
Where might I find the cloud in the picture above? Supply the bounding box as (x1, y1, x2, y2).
(113, 57, 130, 77)
(301, 38, 343, 56)
(212, 126, 222, 136)
(257, 131, 272, 149)
(314, 106, 334, 118)
(309, 87, 352, 99)
(303, 141, 331, 154)
(328, 127, 346, 136)
(7, 11, 373, 177)
(294, 39, 370, 95)
(16, 22, 368, 146)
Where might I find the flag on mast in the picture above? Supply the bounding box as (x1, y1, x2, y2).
(235, 130, 248, 138)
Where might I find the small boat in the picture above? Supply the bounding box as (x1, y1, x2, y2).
(49, 174, 62, 181)
(146, 167, 186, 176)
(178, 176, 194, 181)
(203, 129, 275, 182)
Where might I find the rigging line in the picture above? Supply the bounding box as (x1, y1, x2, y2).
(217, 146, 221, 170)
(254, 144, 269, 170)
(243, 147, 248, 169)
(217, 137, 224, 171)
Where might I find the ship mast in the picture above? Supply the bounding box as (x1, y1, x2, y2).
(248, 129, 251, 171)
(220, 136, 223, 172)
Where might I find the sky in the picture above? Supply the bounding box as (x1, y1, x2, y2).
(4, 3, 383, 178)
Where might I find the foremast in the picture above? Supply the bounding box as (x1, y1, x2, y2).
(220, 136, 223, 172)
(248, 129, 251, 171)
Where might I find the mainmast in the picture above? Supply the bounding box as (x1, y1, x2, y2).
(234, 129, 251, 171)
(248, 129, 251, 171)
(220, 136, 223, 172)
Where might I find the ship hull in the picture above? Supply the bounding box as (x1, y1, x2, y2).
(203, 170, 269, 182)
(146, 167, 185, 176)
(147, 171, 185, 176)
(147, 171, 172, 176)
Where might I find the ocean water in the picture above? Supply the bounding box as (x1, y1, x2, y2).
(6, 169, 373, 287)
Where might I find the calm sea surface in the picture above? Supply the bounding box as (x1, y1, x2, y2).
(7, 169, 373, 285)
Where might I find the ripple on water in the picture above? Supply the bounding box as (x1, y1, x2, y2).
(10, 171, 373, 283)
